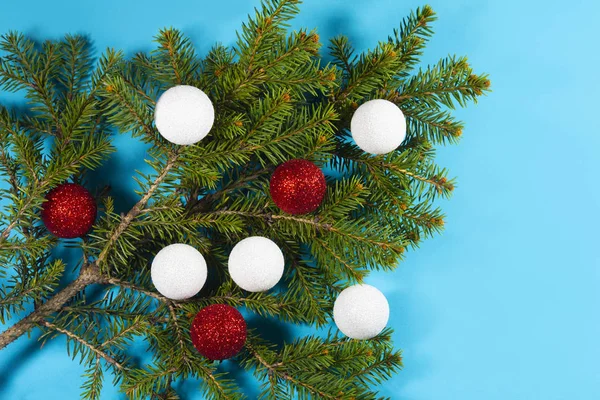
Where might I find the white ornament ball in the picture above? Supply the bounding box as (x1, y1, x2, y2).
(350, 99, 406, 154)
(151, 243, 207, 300)
(228, 236, 285, 292)
(333, 284, 390, 340)
(154, 85, 215, 145)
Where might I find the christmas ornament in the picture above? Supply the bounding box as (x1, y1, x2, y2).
(154, 85, 215, 145)
(350, 99, 406, 154)
(228, 236, 285, 292)
(151, 243, 207, 300)
(269, 159, 326, 215)
(41, 183, 97, 238)
(333, 284, 390, 340)
(190, 304, 247, 360)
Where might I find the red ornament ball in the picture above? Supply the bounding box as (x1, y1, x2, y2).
(190, 304, 247, 360)
(269, 159, 326, 215)
(41, 183, 97, 239)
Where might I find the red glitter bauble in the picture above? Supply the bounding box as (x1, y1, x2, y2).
(269, 159, 326, 215)
(190, 304, 247, 360)
(41, 183, 97, 239)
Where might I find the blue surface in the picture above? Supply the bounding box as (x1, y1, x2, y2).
(1, 0, 600, 399)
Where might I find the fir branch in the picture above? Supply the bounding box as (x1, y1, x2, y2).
(99, 317, 147, 350)
(286, 259, 330, 326)
(0, 263, 101, 350)
(393, 56, 490, 109)
(58, 34, 94, 101)
(81, 356, 104, 400)
(391, 5, 436, 76)
(0, 4, 489, 397)
(195, 363, 244, 400)
(206, 208, 402, 252)
(122, 365, 177, 399)
(102, 74, 158, 142)
(0, 258, 64, 324)
(328, 36, 355, 74)
(100, 277, 169, 303)
(402, 105, 464, 144)
(0, 33, 62, 128)
(246, 341, 338, 399)
(0, 133, 19, 197)
(238, 0, 301, 72)
(166, 302, 193, 371)
(312, 237, 366, 282)
(96, 151, 179, 270)
(42, 320, 126, 370)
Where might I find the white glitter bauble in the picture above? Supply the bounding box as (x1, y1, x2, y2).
(350, 99, 406, 154)
(228, 236, 285, 292)
(154, 85, 215, 145)
(151, 243, 207, 300)
(333, 284, 390, 340)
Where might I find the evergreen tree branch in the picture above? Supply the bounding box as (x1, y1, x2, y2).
(42, 320, 126, 370)
(166, 302, 193, 370)
(0, 152, 179, 348)
(0, 3, 489, 396)
(103, 76, 158, 142)
(96, 151, 179, 269)
(195, 363, 243, 400)
(206, 208, 403, 253)
(0, 137, 113, 241)
(246, 340, 338, 399)
(81, 356, 104, 400)
(312, 237, 366, 282)
(0, 263, 101, 350)
(122, 366, 178, 399)
(99, 317, 147, 350)
(100, 277, 170, 303)
(0, 141, 19, 196)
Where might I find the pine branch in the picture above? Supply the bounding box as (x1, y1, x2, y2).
(0, 33, 62, 128)
(99, 317, 148, 350)
(0, 258, 64, 323)
(246, 340, 338, 400)
(0, 151, 179, 348)
(393, 56, 490, 109)
(0, 263, 101, 350)
(195, 363, 244, 400)
(42, 320, 126, 370)
(81, 356, 104, 400)
(0, 3, 489, 397)
(96, 151, 180, 271)
(101, 277, 170, 303)
(0, 120, 19, 196)
(102, 74, 159, 143)
(165, 301, 193, 371)
(391, 5, 436, 76)
(122, 365, 177, 399)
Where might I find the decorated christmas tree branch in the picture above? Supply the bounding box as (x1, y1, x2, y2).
(0, 147, 181, 349)
(0, 0, 489, 398)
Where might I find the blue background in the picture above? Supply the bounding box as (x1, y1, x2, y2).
(1, 0, 599, 399)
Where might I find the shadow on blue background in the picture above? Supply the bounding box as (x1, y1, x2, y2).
(1, 0, 599, 399)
